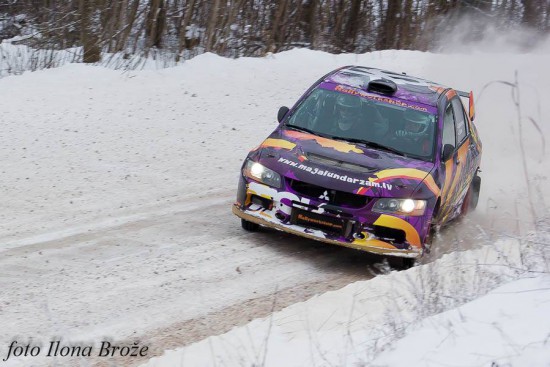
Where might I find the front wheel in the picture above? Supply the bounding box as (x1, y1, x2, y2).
(389, 256, 416, 270)
(241, 218, 260, 232)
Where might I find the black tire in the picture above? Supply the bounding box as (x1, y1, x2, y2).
(241, 218, 260, 232)
(423, 203, 439, 254)
(469, 174, 481, 211)
(389, 256, 416, 270)
(461, 173, 481, 215)
(423, 225, 436, 254)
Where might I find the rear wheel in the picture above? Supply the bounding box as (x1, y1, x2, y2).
(461, 173, 481, 215)
(241, 218, 260, 232)
(469, 174, 481, 210)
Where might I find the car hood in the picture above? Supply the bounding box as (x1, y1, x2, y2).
(254, 128, 437, 198)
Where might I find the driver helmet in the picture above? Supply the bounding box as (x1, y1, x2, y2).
(403, 109, 431, 135)
(335, 94, 361, 131)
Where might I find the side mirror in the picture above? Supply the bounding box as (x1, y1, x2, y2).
(277, 106, 289, 123)
(442, 144, 455, 162)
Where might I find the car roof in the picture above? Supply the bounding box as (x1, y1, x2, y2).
(324, 66, 450, 107)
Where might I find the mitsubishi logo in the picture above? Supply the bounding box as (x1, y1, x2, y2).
(319, 190, 330, 201)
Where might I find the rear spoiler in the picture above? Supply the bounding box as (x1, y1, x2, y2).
(457, 90, 476, 122)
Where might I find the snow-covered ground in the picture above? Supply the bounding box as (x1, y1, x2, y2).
(1, 40, 549, 366)
(143, 239, 550, 367)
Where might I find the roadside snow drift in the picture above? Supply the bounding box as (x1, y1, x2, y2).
(143, 239, 550, 367)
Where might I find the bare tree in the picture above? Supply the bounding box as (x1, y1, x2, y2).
(1, 0, 548, 67)
(146, 0, 166, 48)
(80, 0, 101, 63)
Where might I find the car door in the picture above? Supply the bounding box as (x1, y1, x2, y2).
(451, 97, 475, 199)
(438, 98, 469, 223)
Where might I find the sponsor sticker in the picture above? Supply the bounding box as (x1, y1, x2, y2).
(278, 157, 393, 191)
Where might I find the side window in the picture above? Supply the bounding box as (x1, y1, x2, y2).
(451, 98, 468, 143)
(442, 104, 456, 150)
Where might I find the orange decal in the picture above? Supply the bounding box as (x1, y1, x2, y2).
(445, 89, 457, 99)
(440, 141, 469, 219)
(259, 211, 271, 218)
(468, 91, 476, 121)
(375, 168, 440, 196)
(452, 142, 469, 195)
(429, 86, 446, 94)
(284, 130, 363, 154)
(375, 168, 426, 180)
(356, 187, 368, 195)
(448, 143, 467, 197)
(352, 237, 398, 250)
(374, 214, 422, 248)
(441, 159, 454, 203)
(260, 138, 296, 150)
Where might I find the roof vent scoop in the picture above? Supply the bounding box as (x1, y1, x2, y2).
(367, 79, 397, 95)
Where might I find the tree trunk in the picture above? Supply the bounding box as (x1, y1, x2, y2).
(376, 0, 400, 50)
(343, 0, 362, 52)
(217, 0, 245, 56)
(80, 0, 101, 63)
(521, 0, 539, 28)
(114, 0, 139, 53)
(301, 0, 317, 48)
(270, 0, 289, 52)
(397, 0, 413, 49)
(146, 0, 166, 48)
(205, 0, 221, 52)
(176, 0, 197, 60)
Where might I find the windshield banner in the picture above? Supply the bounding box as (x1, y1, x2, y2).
(319, 82, 438, 115)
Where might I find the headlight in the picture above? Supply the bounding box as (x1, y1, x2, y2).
(373, 198, 426, 216)
(243, 160, 282, 188)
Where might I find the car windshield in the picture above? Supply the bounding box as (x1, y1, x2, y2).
(286, 88, 437, 161)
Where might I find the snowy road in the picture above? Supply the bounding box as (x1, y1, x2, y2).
(0, 188, 492, 366)
(1, 191, 383, 365)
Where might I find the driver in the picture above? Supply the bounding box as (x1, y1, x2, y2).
(331, 94, 389, 140)
(333, 93, 362, 134)
(395, 109, 433, 155)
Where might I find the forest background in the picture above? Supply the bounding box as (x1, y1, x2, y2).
(0, 0, 548, 69)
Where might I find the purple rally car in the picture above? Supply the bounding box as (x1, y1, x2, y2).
(233, 66, 482, 267)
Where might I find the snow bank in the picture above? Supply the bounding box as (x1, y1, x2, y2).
(373, 275, 550, 366)
(141, 235, 549, 367)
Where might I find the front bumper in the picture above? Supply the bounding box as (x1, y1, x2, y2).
(234, 180, 425, 259)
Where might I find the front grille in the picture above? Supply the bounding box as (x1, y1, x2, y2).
(289, 179, 369, 208)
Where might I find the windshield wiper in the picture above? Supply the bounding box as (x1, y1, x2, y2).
(333, 137, 408, 157)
